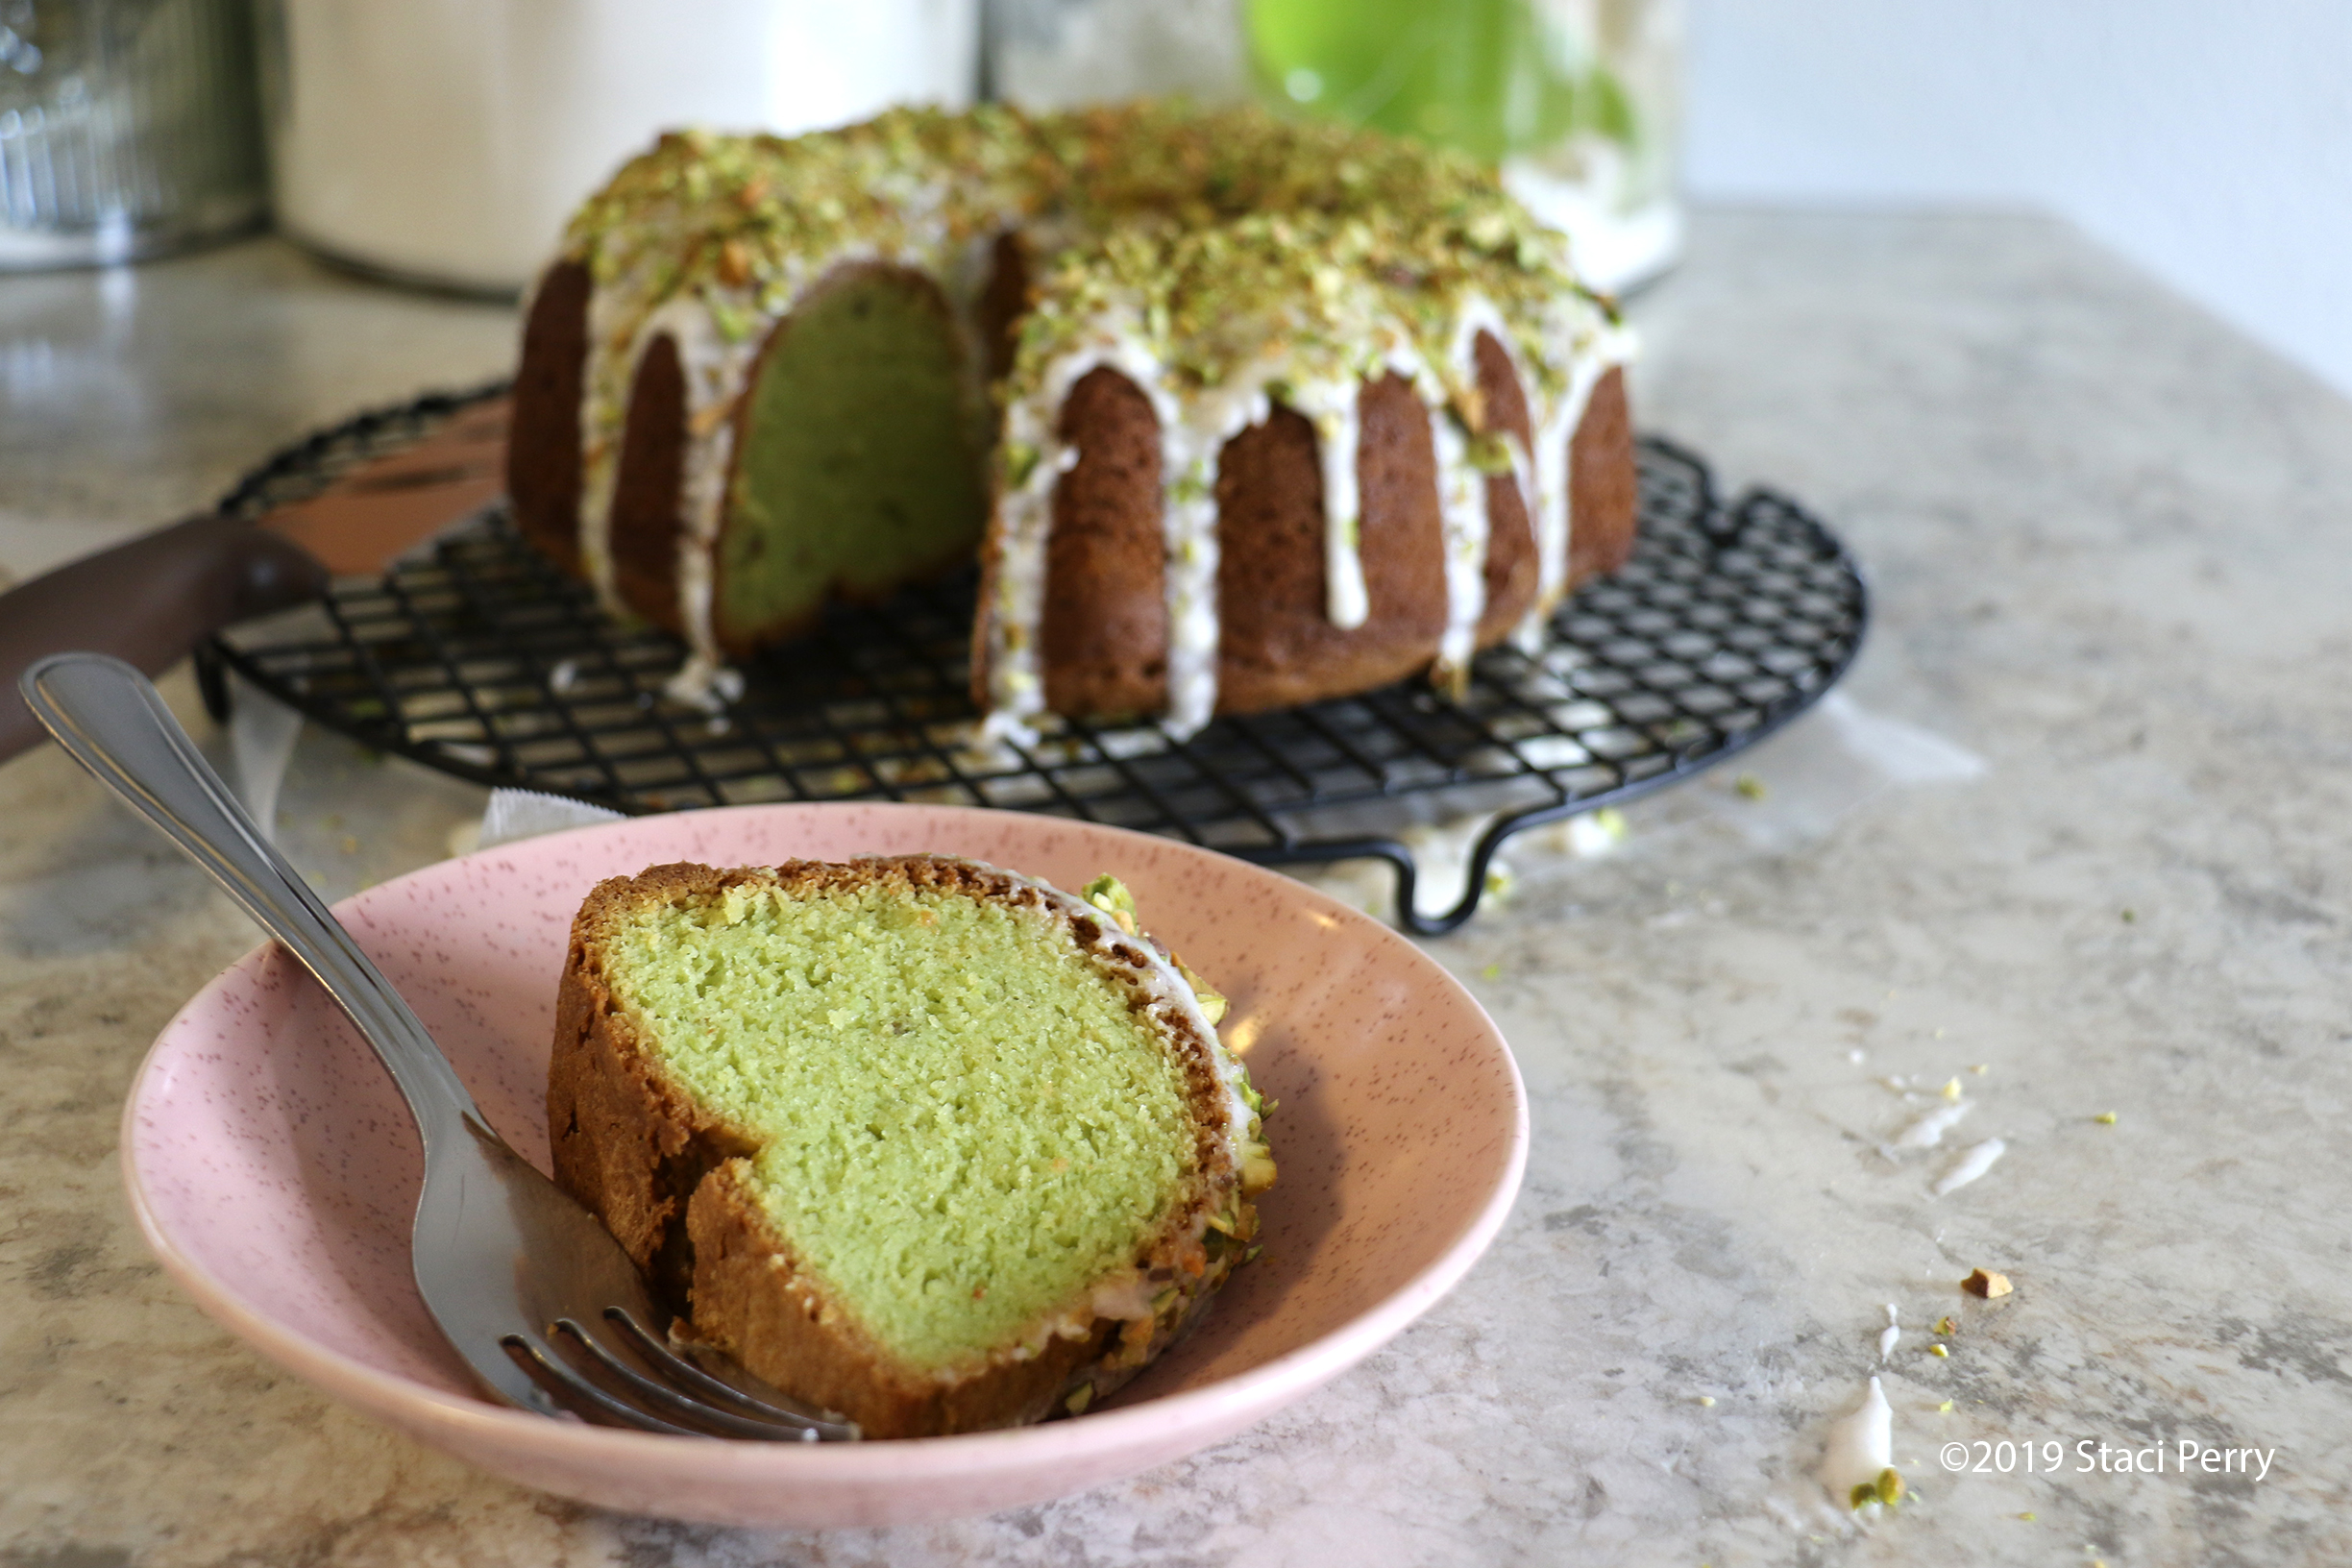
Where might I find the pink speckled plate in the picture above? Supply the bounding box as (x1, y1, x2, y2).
(124, 804, 1525, 1527)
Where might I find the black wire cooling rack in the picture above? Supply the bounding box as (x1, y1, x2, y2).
(200, 386, 1867, 934)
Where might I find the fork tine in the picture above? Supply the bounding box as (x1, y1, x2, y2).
(603, 1309, 860, 1439)
(502, 1334, 710, 1437)
(551, 1318, 828, 1442)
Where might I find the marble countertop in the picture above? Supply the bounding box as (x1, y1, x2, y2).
(7, 210, 2352, 1566)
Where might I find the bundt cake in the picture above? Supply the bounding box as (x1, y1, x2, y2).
(506, 100, 1637, 741)
(547, 856, 1272, 1438)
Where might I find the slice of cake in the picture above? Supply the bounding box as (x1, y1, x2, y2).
(548, 854, 1273, 1438)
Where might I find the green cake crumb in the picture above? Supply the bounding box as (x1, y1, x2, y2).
(604, 878, 1199, 1371)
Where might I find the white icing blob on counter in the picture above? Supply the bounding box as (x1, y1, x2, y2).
(1933, 1137, 2007, 1196)
(1817, 1376, 1895, 1504)
(1892, 1099, 1971, 1150)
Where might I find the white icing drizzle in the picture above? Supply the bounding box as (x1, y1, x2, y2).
(1286, 378, 1368, 628)
(1161, 456, 1223, 738)
(1500, 428, 1542, 652)
(1427, 410, 1492, 677)
(575, 275, 654, 606)
(642, 289, 765, 694)
(1517, 312, 1640, 648)
(1819, 1376, 1896, 1504)
(564, 127, 1638, 734)
(1893, 1099, 1971, 1150)
(1933, 1137, 2007, 1197)
(1155, 372, 1288, 738)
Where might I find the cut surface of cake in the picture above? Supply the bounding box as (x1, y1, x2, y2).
(548, 854, 1272, 1438)
(508, 100, 1639, 739)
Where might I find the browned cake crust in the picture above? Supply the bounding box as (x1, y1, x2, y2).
(507, 259, 591, 573)
(548, 855, 1252, 1438)
(1041, 365, 1169, 718)
(1568, 366, 1637, 587)
(686, 1162, 1121, 1436)
(974, 232, 1030, 385)
(607, 332, 689, 632)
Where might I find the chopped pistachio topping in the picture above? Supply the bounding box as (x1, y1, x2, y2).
(1081, 873, 1140, 936)
(1851, 1466, 1904, 1510)
(1171, 953, 1229, 1024)
(563, 101, 1613, 470)
(1465, 431, 1517, 475)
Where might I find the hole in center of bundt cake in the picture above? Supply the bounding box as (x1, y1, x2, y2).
(602, 880, 1198, 1370)
(715, 263, 991, 652)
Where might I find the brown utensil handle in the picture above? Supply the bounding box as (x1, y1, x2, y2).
(0, 515, 328, 764)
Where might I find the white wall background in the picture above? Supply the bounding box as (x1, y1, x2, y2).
(1682, 0, 2352, 398)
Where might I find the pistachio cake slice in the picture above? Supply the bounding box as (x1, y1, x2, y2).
(548, 854, 1273, 1438)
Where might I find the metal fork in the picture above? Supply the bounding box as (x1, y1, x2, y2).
(24, 652, 856, 1442)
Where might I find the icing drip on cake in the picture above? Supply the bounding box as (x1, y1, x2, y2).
(1523, 310, 1637, 648)
(1429, 410, 1492, 679)
(645, 287, 763, 701)
(1286, 380, 1367, 629)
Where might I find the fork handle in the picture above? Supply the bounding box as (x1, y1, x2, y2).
(21, 652, 482, 1144)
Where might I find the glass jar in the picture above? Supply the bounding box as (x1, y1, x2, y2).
(1245, 0, 1681, 292)
(988, 0, 1680, 294)
(987, 0, 1249, 109)
(0, 0, 268, 268)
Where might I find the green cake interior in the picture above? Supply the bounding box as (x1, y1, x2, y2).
(718, 266, 989, 645)
(603, 877, 1199, 1370)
